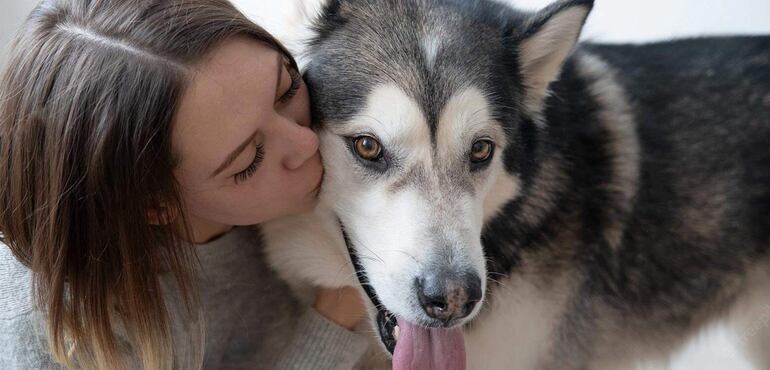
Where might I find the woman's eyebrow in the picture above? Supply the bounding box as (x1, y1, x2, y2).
(209, 129, 259, 179)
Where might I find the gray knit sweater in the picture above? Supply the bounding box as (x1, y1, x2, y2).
(0, 226, 369, 369)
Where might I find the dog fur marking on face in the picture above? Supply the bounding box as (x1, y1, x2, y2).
(422, 33, 442, 71)
(433, 87, 523, 222)
(315, 82, 492, 326)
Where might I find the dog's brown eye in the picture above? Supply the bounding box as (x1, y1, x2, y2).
(470, 140, 494, 163)
(354, 136, 382, 161)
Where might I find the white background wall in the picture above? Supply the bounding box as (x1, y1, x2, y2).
(4, 0, 770, 65)
(1, 1, 768, 369)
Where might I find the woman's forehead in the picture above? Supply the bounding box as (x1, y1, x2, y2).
(171, 37, 282, 178)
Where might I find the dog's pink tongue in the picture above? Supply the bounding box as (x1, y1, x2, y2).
(392, 318, 466, 370)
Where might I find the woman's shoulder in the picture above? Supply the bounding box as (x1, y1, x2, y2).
(0, 245, 58, 367)
(0, 243, 35, 320)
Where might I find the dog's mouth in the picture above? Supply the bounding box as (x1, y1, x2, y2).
(376, 307, 399, 354)
(377, 308, 466, 370)
(341, 226, 467, 370)
(341, 226, 400, 353)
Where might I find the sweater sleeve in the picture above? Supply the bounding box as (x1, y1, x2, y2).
(0, 312, 65, 370)
(0, 245, 65, 369)
(273, 308, 369, 370)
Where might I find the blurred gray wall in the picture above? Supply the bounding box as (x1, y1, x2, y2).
(1, 0, 36, 67)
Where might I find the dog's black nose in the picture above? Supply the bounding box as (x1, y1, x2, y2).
(415, 270, 482, 323)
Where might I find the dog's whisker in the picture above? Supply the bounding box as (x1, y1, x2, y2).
(389, 249, 420, 265)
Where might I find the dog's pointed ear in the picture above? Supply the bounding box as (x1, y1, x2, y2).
(324, 0, 345, 16)
(311, 0, 352, 43)
(518, 0, 593, 109)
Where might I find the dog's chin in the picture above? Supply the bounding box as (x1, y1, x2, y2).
(376, 308, 399, 354)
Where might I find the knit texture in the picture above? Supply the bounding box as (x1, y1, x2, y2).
(0, 227, 369, 369)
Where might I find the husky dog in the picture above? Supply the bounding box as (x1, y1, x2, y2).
(262, 0, 770, 368)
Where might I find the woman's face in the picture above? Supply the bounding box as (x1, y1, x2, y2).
(171, 36, 322, 242)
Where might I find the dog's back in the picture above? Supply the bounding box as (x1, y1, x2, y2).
(566, 35, 770, 368)
(581, 36, 769, 316)
(470, 35, 770, 368)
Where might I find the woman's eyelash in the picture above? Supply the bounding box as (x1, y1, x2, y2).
(234, 144, 265, 184)
(278, 66, 301, 103)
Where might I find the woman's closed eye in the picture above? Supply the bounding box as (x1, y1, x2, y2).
(277, 64, 301, 104)
(234, 143, 265, 184)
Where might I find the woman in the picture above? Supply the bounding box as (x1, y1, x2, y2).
(0, 0, 368, 369)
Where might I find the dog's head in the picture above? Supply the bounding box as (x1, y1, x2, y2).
(302, 0, 592, 362)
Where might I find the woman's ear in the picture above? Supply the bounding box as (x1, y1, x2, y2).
(146, 203, 179, 225)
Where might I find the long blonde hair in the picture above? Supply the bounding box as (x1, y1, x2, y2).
(0, 0, 297, 368)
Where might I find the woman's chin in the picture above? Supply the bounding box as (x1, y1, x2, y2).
(300, 194, 322, 213)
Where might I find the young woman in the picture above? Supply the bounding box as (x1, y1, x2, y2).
(0, 0, 368, 369)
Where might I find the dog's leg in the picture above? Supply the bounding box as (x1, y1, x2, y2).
(261, 206, 357, 293)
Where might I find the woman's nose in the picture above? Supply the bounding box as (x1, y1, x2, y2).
(281, 121, 319, 171)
